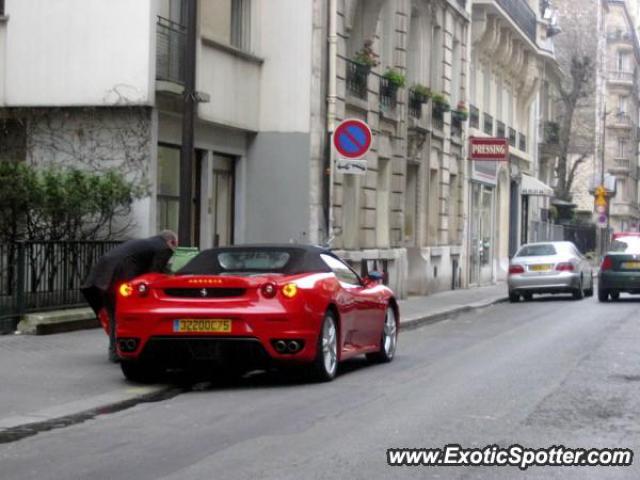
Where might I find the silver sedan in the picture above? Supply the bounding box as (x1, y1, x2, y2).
(507, 241, 594, 302)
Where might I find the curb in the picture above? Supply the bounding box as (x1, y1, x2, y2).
(0, 385, 178, 444)
(400, 296, 509, 330)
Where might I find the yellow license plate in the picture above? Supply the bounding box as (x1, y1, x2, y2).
(621, 261, 640, 270)
(173, 319, 231, 333)
(529, 264, 552, 272)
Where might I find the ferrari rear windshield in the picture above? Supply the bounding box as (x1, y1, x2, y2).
(177, 246, 332, 275)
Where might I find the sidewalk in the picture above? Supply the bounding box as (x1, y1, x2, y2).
(0, 283, 507, 438)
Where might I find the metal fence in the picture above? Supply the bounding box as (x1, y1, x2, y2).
(0, 241, 121, 333)
(530, 221, 565, 244)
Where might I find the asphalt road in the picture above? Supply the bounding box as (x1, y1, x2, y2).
(2, 294, 640, 479)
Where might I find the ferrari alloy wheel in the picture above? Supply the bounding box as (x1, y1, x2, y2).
(120, 359, 160, 384)
(367, 306, 398, 364)
(311, 311, 338, 382)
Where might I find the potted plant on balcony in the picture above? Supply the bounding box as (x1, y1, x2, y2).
(431, 92, 450, 114)
(411, 84, 431, 103)
(353, 39, 380, 72)
(381, 68, 406, 98)
(452, 101, 469, 121)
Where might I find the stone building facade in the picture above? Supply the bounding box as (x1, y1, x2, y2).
(325, 0, 471, 296)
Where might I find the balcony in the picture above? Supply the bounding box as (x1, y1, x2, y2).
(495, 0, 537, 44)
(610, 112, 633, 129)
(607, 29, 633, 43)
(432, 105, 445, 131)
(496, 120, 506, 139)
(508, 127, 517, 147)
(483, 113, 494, 135)
(518, 132, 527, 152)
(614, 158, 630, 169)
(452, 116, 463, 137)
(378, 75, 398, 111)
(609, 70, 634, 84)
(346, 59, 369, 100)
(408, 89, 426, 119)
(469, 105, 480, 129)
(156, 16, 186, 85)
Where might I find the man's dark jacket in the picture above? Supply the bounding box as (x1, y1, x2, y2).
(81, 235, 173, 315)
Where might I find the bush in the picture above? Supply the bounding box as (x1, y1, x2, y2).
(0, 161, 144, 242)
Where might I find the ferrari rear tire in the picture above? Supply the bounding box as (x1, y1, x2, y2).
(366, 306, 398, 364)
(120, 359, 160, 384)
(311, 311, 338, 382)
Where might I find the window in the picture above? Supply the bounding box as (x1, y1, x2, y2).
(483, 67, 492, 115)
(381, 0, 396, 67)
(231, 0, 251, 50)
(0, 0, 5, 16)
(515, 244, 557, 257)
(200, 0, 251, 51)
(428, 163, 440, 245)
(218, 251, 290, 271)
(156, 145, 181, 233)
(619, 95, 628, 114)
(404, 164, 419, 245)
(321, 254, 362, 286)
(617, 51, 628, 71)
(377, 158, 391, 247)
(618, 138, 627, 158)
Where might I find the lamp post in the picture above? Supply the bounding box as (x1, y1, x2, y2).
(178, 0, 198, 246)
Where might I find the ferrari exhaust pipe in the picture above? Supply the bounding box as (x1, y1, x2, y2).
(274, 340, 287, 353)
(287, 340, 300, 353)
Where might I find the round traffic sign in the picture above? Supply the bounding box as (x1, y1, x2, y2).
(333, 119, 372, 159)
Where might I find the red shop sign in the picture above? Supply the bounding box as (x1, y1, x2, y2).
(469, 137, 509, 161)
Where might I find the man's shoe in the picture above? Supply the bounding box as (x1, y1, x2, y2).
(108, 348, 120, 364)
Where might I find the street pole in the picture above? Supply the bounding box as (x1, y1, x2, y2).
(598, 106, 607, 258)
(178, 0, 197, 246)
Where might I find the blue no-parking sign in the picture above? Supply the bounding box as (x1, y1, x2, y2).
(333, 119, 372, 159)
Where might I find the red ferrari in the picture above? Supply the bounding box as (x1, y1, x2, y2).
(112, 244, 399, 382)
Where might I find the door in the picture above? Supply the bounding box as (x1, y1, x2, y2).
(320, 254, 370, 356)
(211, 155, 235, 247)
(469, 183, 495, 285)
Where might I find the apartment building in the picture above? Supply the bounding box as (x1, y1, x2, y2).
(468, 0, 559, 284)
(327, 0, 470, 296)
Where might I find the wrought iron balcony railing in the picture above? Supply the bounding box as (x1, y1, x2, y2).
(346, 59, 369, 100)
(508, 127, 517, 147)
(496, 121, 506, 139)
(609, 70, 634, 82)
(469, 105, 480, 129)
(483, 113, 494, 135)
(518, 132, 527, 152)
(495, 0, 537, 44)
(156, 16, 186, 84)
(614, 158, 631, 169)
(408, 89, 425, 119)
(378, 75, 398, 111)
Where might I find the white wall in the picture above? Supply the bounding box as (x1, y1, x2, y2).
(256, 0, 312, 132)
(197, 43, 261, 131)
(4, 0, 154, 106)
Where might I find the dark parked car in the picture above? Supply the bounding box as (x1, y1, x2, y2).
(598, 236, 640, 302)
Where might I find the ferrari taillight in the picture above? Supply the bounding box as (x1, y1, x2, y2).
(282, 283, 298, 298)
(261, 282, 277, 299)
(119, 283, 133, 297)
